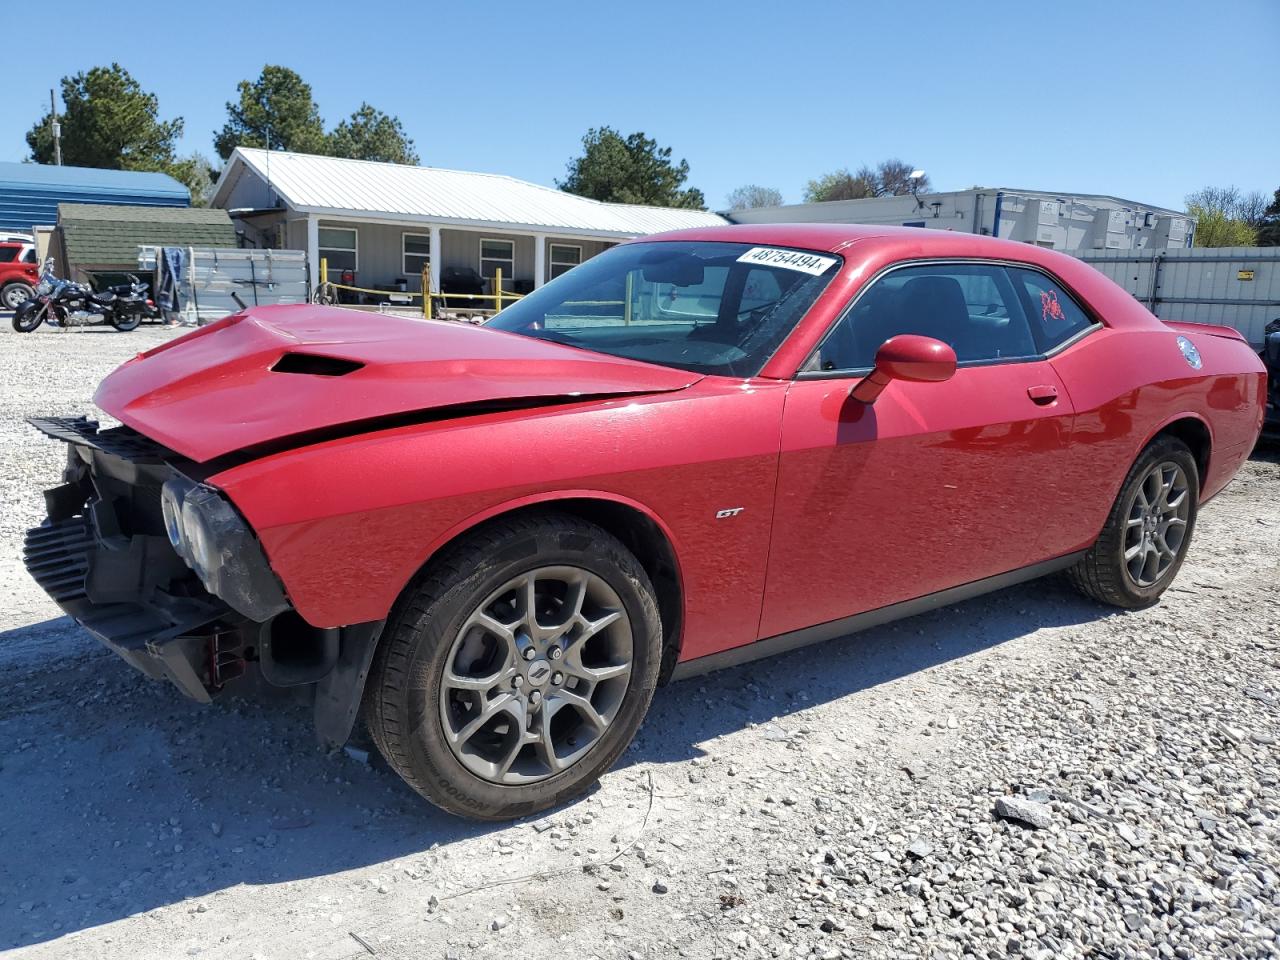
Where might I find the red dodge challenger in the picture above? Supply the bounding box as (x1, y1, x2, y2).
(24, 224, 1266, 819)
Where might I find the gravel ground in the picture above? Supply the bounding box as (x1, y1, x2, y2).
(1, 321, 1277, 960)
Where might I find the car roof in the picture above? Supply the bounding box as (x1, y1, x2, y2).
(634, 222, 1084, 273)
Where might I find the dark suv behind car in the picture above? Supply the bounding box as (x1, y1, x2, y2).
(1262, 318, 1280, 439)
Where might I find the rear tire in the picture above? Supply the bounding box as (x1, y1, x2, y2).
(363, 512, 663, 820)
(111, 311, 141, 332)
(1068, 436, 1199, 608)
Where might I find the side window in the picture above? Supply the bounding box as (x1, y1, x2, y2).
(0, 247, 17, 264)
(815, 263, 1038, 371)
(1009, 268, 1095, 352)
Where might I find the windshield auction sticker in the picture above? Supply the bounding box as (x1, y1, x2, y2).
(736, 247, 837, 276)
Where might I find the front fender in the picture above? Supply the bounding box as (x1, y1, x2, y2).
(209, 380, 788, 661)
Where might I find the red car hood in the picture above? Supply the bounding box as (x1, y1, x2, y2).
(95, 305, 700, 462)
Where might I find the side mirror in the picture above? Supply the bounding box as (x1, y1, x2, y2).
(850, 334, 957, 404)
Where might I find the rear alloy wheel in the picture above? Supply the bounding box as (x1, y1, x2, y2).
(1122, 461, 1191, 587)
(364, 513, 662, 820)
(1069, 436, 1199, 608)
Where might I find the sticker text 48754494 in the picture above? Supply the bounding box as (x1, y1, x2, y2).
(736, 247, 838, 276)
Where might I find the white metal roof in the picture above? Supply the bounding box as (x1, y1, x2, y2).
(213, 148, 726, 238)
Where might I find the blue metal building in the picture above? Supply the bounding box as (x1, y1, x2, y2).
(0, 162, 189, 233)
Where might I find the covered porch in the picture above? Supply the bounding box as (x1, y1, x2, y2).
(277, 215, 622, 311)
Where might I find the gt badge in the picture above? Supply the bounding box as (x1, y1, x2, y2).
(716, 508, 745, 519)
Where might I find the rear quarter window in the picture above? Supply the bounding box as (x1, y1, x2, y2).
(1009, 267, 1095, 352)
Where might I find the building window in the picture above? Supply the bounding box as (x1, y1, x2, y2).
(549, 243, 582, 280)
(480, 237, 515, 284)
(403, 233, 431, 277)
(318, 226, 358, 274)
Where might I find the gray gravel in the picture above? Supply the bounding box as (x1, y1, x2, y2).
(0, 320, 1277, 959)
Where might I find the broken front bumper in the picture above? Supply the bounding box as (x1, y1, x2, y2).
(22, 416, 287, 701)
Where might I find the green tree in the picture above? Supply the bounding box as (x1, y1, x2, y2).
(804, 159, 930, 203)
(1185, 186, 1263, 247)
(326, 104, 418, 164)
(25, 64, 184, 172)
(1188, 204, 1257, 247)
(214, 65, 327, 161)
(725, 184, 783, 210)
(558, 127, 705, 209)
(168, 152, 219, 207)
(804, 168, 877, 202)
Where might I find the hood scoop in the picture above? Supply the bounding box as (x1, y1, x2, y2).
(271, 352, 365, 377)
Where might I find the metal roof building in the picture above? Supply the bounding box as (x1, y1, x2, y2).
(212, 148, 725, 296)
(0, 162, 190, 234)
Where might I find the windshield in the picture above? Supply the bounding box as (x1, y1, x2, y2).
(485, 241, 842, 376)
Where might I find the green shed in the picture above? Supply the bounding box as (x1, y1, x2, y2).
(55, 203, 236, 284)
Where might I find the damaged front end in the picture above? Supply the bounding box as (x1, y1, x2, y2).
(22, 416, 378, 744)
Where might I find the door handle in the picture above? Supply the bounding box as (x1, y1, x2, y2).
(1027, 384, 1058, 404)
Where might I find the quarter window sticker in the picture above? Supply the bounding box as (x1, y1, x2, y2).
(1040, 289, 1066, 323)
(736, 247, 837, 276)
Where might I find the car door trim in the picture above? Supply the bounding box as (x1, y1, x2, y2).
(670, 549, 1086, 681)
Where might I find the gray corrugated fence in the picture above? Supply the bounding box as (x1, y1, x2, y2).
(1078, 247, 1279, 345)
(137, 247, 309, 324)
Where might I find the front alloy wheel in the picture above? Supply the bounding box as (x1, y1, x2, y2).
(441, 567, 633, 784)
(364, 513, 662, 820)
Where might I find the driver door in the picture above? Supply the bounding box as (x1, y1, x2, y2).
(758, 261, 1078, 639)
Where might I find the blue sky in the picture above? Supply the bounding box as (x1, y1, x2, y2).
(4, 0, 1276, 212)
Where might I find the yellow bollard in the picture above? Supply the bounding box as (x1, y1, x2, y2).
(320, 257, 328, 287)
(495, 267, 503, 314)
(422, 264, 431, 320)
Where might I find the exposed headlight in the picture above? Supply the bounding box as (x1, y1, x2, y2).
(159, 476, 289, 622)
(181, 495, 219, 579)
(161, 477, 194, 561)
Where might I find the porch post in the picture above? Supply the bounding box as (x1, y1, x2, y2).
(306, 215, 320, 291)
(533, 232, 547, 288)
(429, 223, 442, 295)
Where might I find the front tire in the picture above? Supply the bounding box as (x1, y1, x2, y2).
(364, 513, 663, 820)
(11, 299, 46, 332)
(1068, 436, 1199, 608)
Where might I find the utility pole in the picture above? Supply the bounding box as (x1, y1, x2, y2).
(50, 89, 62, 166)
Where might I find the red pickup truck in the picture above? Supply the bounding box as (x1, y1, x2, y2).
(0, 241, 39, 310)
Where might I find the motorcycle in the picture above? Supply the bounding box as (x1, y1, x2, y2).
(12, 260, 159, 333)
